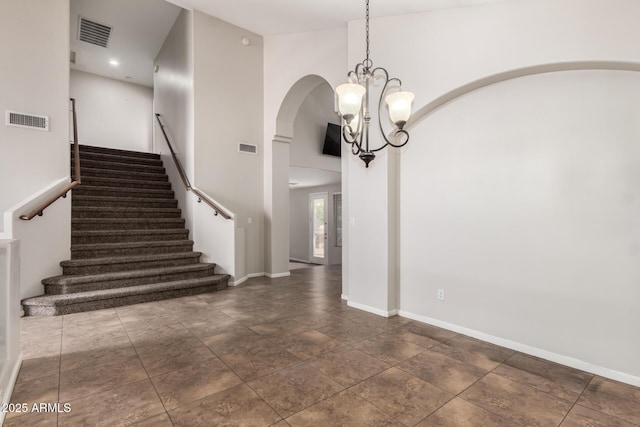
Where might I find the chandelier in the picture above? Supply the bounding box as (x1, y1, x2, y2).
(336, 0, 415, 168)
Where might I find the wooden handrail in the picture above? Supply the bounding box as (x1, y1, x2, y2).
(154, 113, 231, 219)
(20, 98, 81, 221)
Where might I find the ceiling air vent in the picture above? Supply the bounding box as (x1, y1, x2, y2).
(238, 143, 257, 154)
(6, 111, 49, 131)
(78, 16, 112, 48)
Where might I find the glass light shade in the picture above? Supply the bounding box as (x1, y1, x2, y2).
(385, 91, 415, 129)
(336, 83, 365, 124)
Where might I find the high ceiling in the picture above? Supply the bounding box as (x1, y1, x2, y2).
(70, 0, 181, 87)
(71, 0, 519, 87)
(167, 0, 519, 36)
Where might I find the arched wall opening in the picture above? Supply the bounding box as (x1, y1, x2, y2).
(265, 74, 338, 276)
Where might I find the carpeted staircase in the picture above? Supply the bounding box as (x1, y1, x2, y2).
(21, 144, 230, 316)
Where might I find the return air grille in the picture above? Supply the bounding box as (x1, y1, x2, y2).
(6, 111, 49, 131)
(238, 143, 257, 154)
(78, 17, 112, 48)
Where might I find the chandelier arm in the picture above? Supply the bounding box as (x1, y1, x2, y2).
(386, 129, 410, 148)
(342, 125, 365, 154)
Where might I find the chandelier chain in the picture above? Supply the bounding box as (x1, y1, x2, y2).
(365, 0, 370, 63)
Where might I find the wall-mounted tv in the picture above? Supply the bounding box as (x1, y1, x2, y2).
(322, 122, 341, 157)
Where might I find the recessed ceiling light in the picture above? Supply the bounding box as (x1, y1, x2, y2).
(109, 59, 119, 66)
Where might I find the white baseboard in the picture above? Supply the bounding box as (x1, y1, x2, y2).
(347, 301, 398, 318)
(289, 258, 310, 263)
(398, 310, 640, 388)
(0, 353, 22, 425)
(266, 272, 290, 278)
(232, 272, 267, 286)
(341, 294, 348, 301)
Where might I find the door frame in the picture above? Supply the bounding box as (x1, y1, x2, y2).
(309, 192, 328, 265)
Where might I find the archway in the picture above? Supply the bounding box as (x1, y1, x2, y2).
(265, 74, 335, 276)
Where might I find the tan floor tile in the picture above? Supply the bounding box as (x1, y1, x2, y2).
(353, 332, 428, 365)
(493, 353, 593, 402)
(61, 342, 137, 372)
(151, 357, 242, 410)
(398, 322, 459, 343)
(6, 374, 59, 420)
(15, 355, 60, 383)
(59, 353, 147, 401)
(350, 312, 413, 330)
(250, 318, 310, 336)
(285, 390, 403, 426)
(308, 347, 390, 387)
(217, 343, 303, 381)
(2, 410, 58, 427)
(418, 397, 512, 426)
(126, 412, 174, 426)
(182, 315, 245, 339)
(61, 324, 131, 353)
(58, 379, 165, 426)
(317, 321, 381, 344)
(135, 335, 215, 377)
(430, 335, 515, 370)
(21, 334, 61, 359)
(397, 350, 487, 394)
(248, 363, 344, 418)
(460, 372, 573, 426)
(283, 330, 342, 360)
(21, 315, 63, 338)
(351, 367, 453, 425)
(168, 383, 281, 427)
(561, 404, 636, 427)
(577, 376, 640, 425)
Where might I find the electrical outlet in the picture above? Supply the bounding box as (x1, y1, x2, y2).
(437, 289, 445, 301)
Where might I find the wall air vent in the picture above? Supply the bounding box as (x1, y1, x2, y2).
(6, 111, 49, 131)
(78, 17, 112, 48)
(238, 143, 257, 154)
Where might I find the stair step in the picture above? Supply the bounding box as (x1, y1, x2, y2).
(78, 151, 163, 168)
(73, 185, 174, 200)
(72, 158, 165, 174)
(72, 229, 189, 244)
(41, 263, 219, 295)
(61, 252, 201, 275)
(79, 176, 172, 190)
(72, 195, 178, 209)
(75, 144, 160, 161)
(71, 240, 194, 259)
(72, 218, 185, 231)
(78, 167, 168, 182)
(72, 207, 182, 219)
(23, 275, 229, 316)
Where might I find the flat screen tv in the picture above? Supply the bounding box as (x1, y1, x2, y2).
(322, 122, 341, 157)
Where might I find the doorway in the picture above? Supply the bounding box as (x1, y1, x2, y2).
(309, 192, 328, 264)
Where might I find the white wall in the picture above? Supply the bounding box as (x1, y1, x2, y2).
(192, 10, 264, 276)
(0, 0, 70, 228)
(154, 8, 195, 233)
(291, 83, 340, 172)
(70, 70, 153, 152)
(290, 184, 342, 265)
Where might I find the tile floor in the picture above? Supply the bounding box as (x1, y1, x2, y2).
(6, 265, 640, 426)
